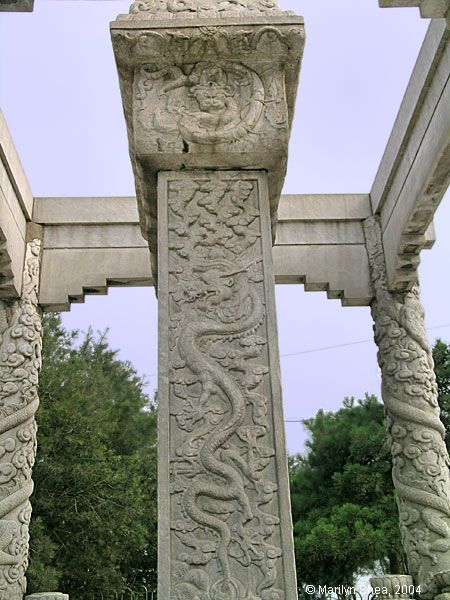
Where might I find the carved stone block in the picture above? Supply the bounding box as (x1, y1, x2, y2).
(110, 12, 304, 280)
(158, 170, 297, 599)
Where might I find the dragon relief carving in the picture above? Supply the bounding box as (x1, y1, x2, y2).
(0, 240, 41, 600)
(363, 217, 450, 598)
(166, 175, 285, 600)
(129, 0, 284, 18)
(134, 58, 287, 152)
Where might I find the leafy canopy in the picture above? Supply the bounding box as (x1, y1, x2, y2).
(28, 314, 157, 598)
(290, 339, 450, 590)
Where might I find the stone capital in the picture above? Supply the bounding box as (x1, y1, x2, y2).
(111, 10, 304, 280)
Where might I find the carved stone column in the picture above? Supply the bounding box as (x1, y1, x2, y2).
(0, 239, 41, 600)
(158, 169, 296, 599)
(111, 1, 304, 598)
(363, 216, 450, 600)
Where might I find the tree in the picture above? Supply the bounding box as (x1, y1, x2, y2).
(27, 314, 157, 598)
(290, 395, 405, 589)
(433, 338, 450, 448)
(290, 339, 450, 591)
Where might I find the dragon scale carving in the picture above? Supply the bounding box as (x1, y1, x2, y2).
(363, 217, 450, 598)
(0, 240, 41, 600)
(164, 173, 292, 600)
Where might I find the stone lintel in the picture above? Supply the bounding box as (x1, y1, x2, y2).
(0, 110, 34, 299)
(378, 0, 449, 18)
(0, 0, 34, 12)
(35, 194, 375, 310)
(370, 19, 450, 292)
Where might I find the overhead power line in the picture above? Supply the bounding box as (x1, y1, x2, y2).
(143, 323, 450, 423)
(279, 323, 450, 359)
(146, 323, 450, 377)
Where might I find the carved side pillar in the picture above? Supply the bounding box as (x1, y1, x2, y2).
(0, 239, 41, 600)
(363, 216, 450, 600)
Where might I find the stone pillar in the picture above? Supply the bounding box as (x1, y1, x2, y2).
(363, 216, 450, 600)
(111, 2, 305, 598)
(158, 170, 296, 599)
(0, 239, 41, 600)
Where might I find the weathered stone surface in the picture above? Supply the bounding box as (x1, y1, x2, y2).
(0, 111, 33, 299)
(33, 194, 375, 310)
(364, 216, 450, 599)
(126, 0, 288, 19)
(25, 595, 69, 600)
(370, 575, 414, 600)
(370, 20, 450, 292)
(158, 170, 296, 600)
(378, 0, 449, 19)
(0, 239, 41, 600)
(0, 0, 33, 12)
(110, 10, 304, 281)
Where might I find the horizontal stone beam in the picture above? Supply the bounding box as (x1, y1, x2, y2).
(370, 19, 449, 291)
(0, 110, 33, 299)
(378, 0, 449, 18)
(0, 0, 34, 11)
(35, 194, 374, 310)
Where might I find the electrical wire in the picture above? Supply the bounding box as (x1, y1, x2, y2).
(144, 323, 450, 423)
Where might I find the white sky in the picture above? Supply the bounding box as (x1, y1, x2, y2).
(1, 0, 449, 454)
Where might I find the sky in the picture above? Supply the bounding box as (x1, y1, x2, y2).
(1, 0, 449, 454)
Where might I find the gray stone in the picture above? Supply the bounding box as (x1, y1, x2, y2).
(125, 0, 289, 19)
(364, 216, 450, 599)
(110, 7, 305, 282)
(0, 111, 33, 299)
(378, 0, 449, 19)
(0, 239, 42, 599)
(33, 193, 375, 310)
(370, 575, 414, 600)
(158, 170, 297, 599)
(0, 0, 33, 12)
(25, 595, 69, 600)
(370, 20, 450, 292)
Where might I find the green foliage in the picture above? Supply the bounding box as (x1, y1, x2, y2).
(290, 394, 406, 588)
(291, 339, 450, 590)
(433, 338, 450, 448)
(27, 314, 157, 598)
(28, 315, 450, 597)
